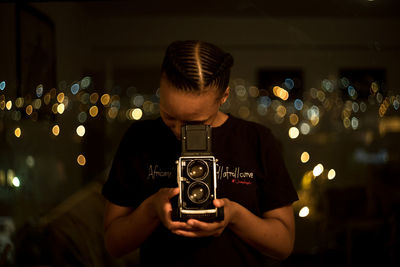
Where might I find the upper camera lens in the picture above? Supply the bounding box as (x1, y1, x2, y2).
(187, 160, 209, 180)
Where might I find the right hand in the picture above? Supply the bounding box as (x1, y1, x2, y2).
(150, 187, 193, 233)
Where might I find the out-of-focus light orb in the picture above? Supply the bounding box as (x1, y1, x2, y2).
(238, 106, 250, 119)
(274, 86, 289, 101)
(57, 103, 65, 114)
(284, 78, 294, 90)
(89, 106, 98, 117)
(259, 96, 271, 107)
(0, 81, 5, 90)
(288, 127, 300, 139)
(44, 93, 51, 105)
(131, 108, 143, 120)
(32, 99, 42, 109)
(80, 93, 90, 104)
(90, 93, 99, 104)
(52, 103, 58, 114)
(133, 95, 145, 107)
(76, 125, 86, 137)
(348, 86, 357, 97)
(14, 127, 21, 138)
(26, 155, 35, 168)
(317, 90, 326, 102)
(107, 107, 118, 119)
(313, 163, 324, 177)
(276, 105, 286, 117)
(12, 177, 20, 187)
(370, 81, 379, 93)
(26, 105, 33, 115)
(77, 154, 86, 166)
(294, 99, 303, 111)
(78, 112, 87, 123)
(376, 93, 383, 103)
(352, 102, 360, 112)
(340, 77, 350, 88)
(289, 114, 299, 125)
(322, 79, 334, 92)
(52, 125, 60, 136)
(300, 122, 311, 135)
(328, 169, 336, 180)
(257, 104, 268, 116)
(248, 86, 259, 97)
(351, 117, 359, 130)
(15, 98, 24, 108)
(101, 94, 110, 106)
(307, 105, 320, 120)
(299, 206, 309, 218)
(235, 85, 247, 97)
(71, 83, 80, 95)
(300, 152, 310, 163)
(81, 77, 91, 89)
(393, 99, 399, 110)
(57, 93, 65, 103)
(36, 84, 44, 97)
(6, 100, 12, 110)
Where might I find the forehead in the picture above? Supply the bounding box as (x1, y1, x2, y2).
(159, 80, 219, 121)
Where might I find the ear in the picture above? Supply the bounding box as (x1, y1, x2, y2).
(220, 87, 230, 105)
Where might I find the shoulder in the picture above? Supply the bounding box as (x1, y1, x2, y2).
(226, 115, 275, 140)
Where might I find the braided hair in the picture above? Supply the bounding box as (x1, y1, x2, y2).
(161, 40, 234, 97)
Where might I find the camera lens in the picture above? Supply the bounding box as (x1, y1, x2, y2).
(187, 182, 210, 204)
(187, 160, 209, 180)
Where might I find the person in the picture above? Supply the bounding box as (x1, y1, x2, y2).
(102, 40, 298, 266)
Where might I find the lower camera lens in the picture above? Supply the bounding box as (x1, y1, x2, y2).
(187, 182, 210, 204)
(187, 160, 209, 180)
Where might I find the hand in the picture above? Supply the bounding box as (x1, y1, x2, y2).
(149, 188, 195, 233)
(174, 198, 237, 238)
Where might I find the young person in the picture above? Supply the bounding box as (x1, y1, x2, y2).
(102, 40, 298, 266)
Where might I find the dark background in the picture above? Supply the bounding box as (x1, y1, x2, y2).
(0, 0, 399, 266)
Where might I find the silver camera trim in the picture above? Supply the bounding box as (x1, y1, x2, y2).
(177, 155, 218, 215)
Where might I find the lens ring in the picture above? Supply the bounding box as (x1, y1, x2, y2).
(186, 159, 209, 180)
(187, 181, 210, 204)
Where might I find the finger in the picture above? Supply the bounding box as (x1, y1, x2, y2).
(187, 219, 223, 231)
(167, 187, 180, 199)
(174, 229, 216, 238)
(213, 198, 225, 208)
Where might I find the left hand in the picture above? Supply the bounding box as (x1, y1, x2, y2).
(172, 198, 237, 237)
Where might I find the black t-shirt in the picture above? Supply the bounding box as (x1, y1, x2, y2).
(102, 115, 298, 267)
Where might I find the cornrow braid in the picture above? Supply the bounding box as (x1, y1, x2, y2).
(161, 40, 234, 96)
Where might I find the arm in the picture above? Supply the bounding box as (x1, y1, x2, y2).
(104, 187, 190, 257)
(173, 199, 295, 260)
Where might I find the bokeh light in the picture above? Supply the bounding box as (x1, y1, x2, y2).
(14, 127, 22, 138)
(76, 125, 86, 137)
(77, 154, 86, 166)
(313, 163, 324, 177)
(289, 127, 300, 139)
(52, 125, 60, 136)
(299, 206, 310, 217)
(328, 169, 336, 180)
(300, 152, 310, 163)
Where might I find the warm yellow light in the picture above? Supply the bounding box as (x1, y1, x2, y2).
(14, 127, 21, 138)
(313, 163, 324, 177)
(44, 93, 51, 105)
(299, 206, 310, 217)
(131, 108, 143, 120)
(101, 94, 111, 106)
(328, 169, 336, 180)
(52, 125, 60, 136)
(57, 103, 65, 114)
(57, 92, 65, 103)
(26, 105, 33, 115)
(76, 125, 85, 137)
(276, 105, 286, 117)
(107, 107, 118, 119)
(52, 103, 58, 114)
(289, 114, 299, 125)
(0, 100, 5, 110)
(89, 106, 98, 117)
(15, 97, 24, 108)
(288, 127, 300, 139)
(90, 93, 99, 104)
(6, 100, 12, 110)
(77, 154, 86, 166)
(300, 152, 310, 163)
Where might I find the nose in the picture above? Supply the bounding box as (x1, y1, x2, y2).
(171, 121, 183, 140)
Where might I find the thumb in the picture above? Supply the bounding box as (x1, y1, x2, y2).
(213, 198, 225, 208)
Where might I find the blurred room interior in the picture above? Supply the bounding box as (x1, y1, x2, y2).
(0, 0, 399, 266)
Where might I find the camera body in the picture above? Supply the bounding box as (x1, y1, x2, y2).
(172, 124, 224, 222)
